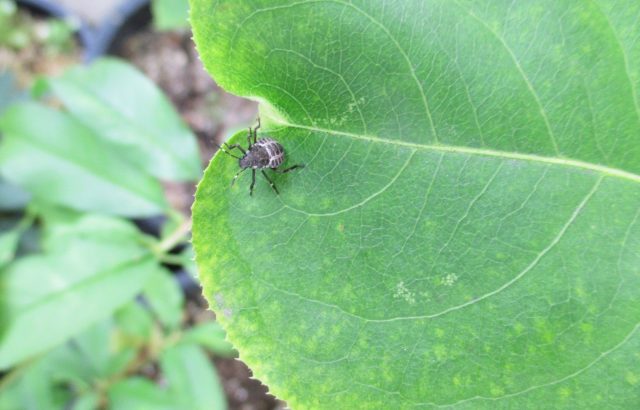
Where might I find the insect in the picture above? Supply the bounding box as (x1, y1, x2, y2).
(217, 118, 304, 196)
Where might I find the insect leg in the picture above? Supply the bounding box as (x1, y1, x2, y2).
(252, 117, 260, 144)
(249, 169, 256, 196)
(213, 142, 242, 159)
(223, 142, 246, 155)
(261, 170, 279, 195)
(273, 164, 305, 174)
(231, 168, 248, 186)
(246, 127, 253, 148)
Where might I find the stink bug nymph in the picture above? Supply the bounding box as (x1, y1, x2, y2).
(216, 118, 304, 196)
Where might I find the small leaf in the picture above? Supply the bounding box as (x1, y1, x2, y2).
(181, 321, 236, 357)
(69, 320, 115, 378)
(160, 343, 227, 410)
(178, 243, 199, 281)
(143, 267, 184, 331)
(40, 58, 201, 181)
(0, 227, 20, 269)
(0, 102, 168, 217)
(107, 377, 174, 410)
(71, 393, 100, 410)
(114, 300, 155, 345)
(0, 214, 33, 268)
(152, 0, 190, 31)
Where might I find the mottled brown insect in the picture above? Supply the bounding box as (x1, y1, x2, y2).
(217, 118, 304, 196)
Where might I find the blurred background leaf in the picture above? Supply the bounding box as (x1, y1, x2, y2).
(0, 71, 25, 114)
(36, 58, 201, 181)
(181, 321, 236, 358)
(0, 102, 169, 216)
(0, 214, 161, 368)
(151, 0, 190, 31)
(107, 377, 174, 410)
(143, 267, 185, 331)
(160, 343, 227, 410)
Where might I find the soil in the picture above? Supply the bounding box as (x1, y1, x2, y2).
(116, 29, 287, 410)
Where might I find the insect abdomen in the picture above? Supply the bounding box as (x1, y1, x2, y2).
(256, 138, 284, 168)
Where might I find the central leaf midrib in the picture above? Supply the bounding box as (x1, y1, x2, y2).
(275, 121, 640, 183)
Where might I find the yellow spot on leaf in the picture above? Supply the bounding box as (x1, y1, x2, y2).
(626, 371, 639, 385)
(433, 344, 447, 361)
(490, 384, 505, 396)
(558, 386, 572, 398)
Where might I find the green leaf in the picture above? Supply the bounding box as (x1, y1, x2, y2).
(181, 321, 236, 357)
(0, 102, 168, 216)
(0, 227, 20, 269)
(71, 393, 100, 410)
(0, 178, 30, 211)
(190, 1, 640, 408)
(0, 70, 25, 115)
(0, 358, 72, 410)
(107, 377, 174, 410)
(0, 214, 160, 368)
(177, 243, 199, 281)
(68, 319, 117, 379)
(160, 344, 227, 410)
(40, 211, 148, 252)
(143, 267, 184, 330)
(39, 58, 201, 181)
(114, 300, 155, 345)
(0, 213, 33, 268)
(152, 0, 190, 31)
(49, 317, 140, 383)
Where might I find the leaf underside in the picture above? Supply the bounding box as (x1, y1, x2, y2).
(191, 1, 640, 408)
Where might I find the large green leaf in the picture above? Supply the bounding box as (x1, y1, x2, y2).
(190, 1, 640, 408)
(0, 102, 168, 216)
(38, 58, 201, 181)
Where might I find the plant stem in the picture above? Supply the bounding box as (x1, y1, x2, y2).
(157, 253, 187, 266)
(157, 217, 192, 254)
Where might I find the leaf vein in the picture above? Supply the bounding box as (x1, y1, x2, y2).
(452, 0, 561, 156)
